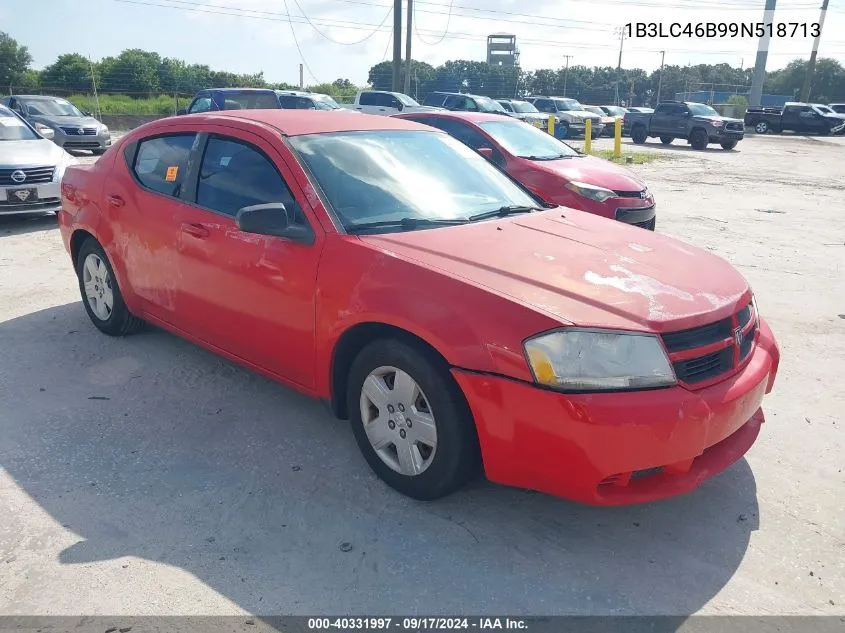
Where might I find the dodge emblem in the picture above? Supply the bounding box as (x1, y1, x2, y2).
(734, 326, 743, 348)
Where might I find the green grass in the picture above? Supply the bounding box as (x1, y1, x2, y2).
(65, 94, 185, 116)
(586, 149, 663, 164)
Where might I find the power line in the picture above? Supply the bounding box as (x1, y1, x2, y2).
(290, 0, 394, 45)
(109, 0, 845, 55)
(281, 0, 320, 84)
(414, 0, 454, 45)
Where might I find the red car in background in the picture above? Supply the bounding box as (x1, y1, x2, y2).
(396, 111, 657, 230)
(59, 110, 778, 505)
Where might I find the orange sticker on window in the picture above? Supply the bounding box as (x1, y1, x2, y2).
(165, 166, 179, 182)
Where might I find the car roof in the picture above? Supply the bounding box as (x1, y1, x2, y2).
(202, 88, 276, 94)
(161, 109, 433, 136)
(396, 111, 511, 124)
(11, 95, 66, 100)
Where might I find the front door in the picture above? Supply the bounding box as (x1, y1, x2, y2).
(173, 131, 322, 387)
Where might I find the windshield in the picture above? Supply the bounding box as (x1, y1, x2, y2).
(512, 101, 540, 113)
(476, 96, 508, 114)
(0, 113, 39, 141)
(553, 98, 584, 112)
(395, 93, 420, 107)
(688, 103, 719, 117)
(22, 98, 83, 117)
(603, 106, 627, 116)
(479, 120, 579, 160)
(585, 106, 605, 116)
(289, 130, 538, 233)
(314, 95, 341, 110)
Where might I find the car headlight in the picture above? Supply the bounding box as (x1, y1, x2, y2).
(711, 120, 724, 128)
(564, 180, 617, 202)
(100, 124, 109, 135)
(34, 122, 53, 133)
(53, 152, 77, 182)
(524, 328, 677, 392)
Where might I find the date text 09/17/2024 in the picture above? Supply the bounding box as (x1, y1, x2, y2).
(307, 618, 528, 630)
(624, 21, 821, 38)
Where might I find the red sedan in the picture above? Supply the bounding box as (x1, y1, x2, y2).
(396, 111, 657, 229)
(59, 110, 779, 505)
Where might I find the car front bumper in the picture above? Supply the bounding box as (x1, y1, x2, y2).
(710, 128, 745, 142)
(452, 317, 779, 505)
(0, 182, 61, 215)
(52, 130, 112, 151)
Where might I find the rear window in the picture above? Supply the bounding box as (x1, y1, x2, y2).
(219, 92, 279, 110)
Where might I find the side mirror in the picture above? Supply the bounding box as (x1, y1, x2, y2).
(683, 111, 692, 117)
(477, 147, 495, 161)
(235, 203, 314, 245)
(176, 108, 187, 116)
(82, 111, 92, 117)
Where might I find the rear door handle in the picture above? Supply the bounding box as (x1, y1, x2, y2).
(181, 223, 209, 239)
(107, 195, 125, 208)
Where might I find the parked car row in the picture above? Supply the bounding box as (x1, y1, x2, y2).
(57, 109, 780, 505)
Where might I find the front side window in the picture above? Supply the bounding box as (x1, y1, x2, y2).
(22, 98, 83, 117)
(395, 93, 420, 107)
(533, 99, 554, 113)
(553, 98, 584, 112)
(476, 96, 508, 114)
(497, 101, 514, 112)
(313, 95, 341, 110)
(189, 96, 213, 113)
(218, 92, 280, 110)
(133, 134, 197, 197)
(511, 101, 539, 114)
(478, 120, 578, 160)
(196, 136, 302, 221)
(279, 95, 315, 110)
(289, 130, 538, 233)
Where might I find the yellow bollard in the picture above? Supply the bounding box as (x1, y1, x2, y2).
(614, 118, 622, 159)
(547, 115, 555, 136)
(584, 119, 592, 153)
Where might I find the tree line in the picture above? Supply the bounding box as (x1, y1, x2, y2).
(3, 31, 844, 105)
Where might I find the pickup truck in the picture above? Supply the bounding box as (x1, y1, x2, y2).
(625, 101, 745, 150)
(352, 90, 442, 116)
(745, 102, 845, 135)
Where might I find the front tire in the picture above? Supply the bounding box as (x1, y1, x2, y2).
(76, 238, 143, 336)
(720, 140, 738, 150)
(631, 125, 647, 144)
(690, 128, 709, 150)
(347, 339, 479, 500)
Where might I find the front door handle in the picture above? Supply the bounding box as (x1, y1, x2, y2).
(181, 223, 209, 239)
(107, 194, 125, 208)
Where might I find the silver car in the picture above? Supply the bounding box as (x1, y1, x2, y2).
(0, 95, 111, 154)
(0, 105, 76, 216)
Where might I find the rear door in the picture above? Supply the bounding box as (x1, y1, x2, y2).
(173, 130, 322, 386)
(650, 103, 680, 135)
(109, 132, 200, 324)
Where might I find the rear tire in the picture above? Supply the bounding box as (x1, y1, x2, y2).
(76, 238, 143, 336)
(754, 121, 769, 134)
(659, 136, 674, 145)
(631, 125, 647, 145)
(347, 338, 480, 501)
(690, 128, 709, 150)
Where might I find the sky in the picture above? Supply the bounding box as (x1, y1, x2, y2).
(3, 0, 844, 86)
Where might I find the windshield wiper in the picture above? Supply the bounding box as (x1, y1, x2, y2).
(468, 205, 541, 222)
(522, 154, 572, 161)
(346, 217, 469, 233)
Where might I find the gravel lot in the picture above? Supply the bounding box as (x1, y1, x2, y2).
(0, 133, 843, 617)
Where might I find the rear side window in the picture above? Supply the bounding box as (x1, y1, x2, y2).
(218, 92, 280, 110)
(423, 93, 445, 106)
(133, 134, 197, 197)
(358, 92, 378, 106)
(279, 95, 315, 109)
(196, 136, 303, 223)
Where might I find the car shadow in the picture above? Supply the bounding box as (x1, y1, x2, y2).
(624, 140, 738, 154)
(0, 212, 58, 236)
(0, 303, 760, 619)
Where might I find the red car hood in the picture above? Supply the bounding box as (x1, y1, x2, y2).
(362, 210, 750, 332)
(531, 155, 647, 191)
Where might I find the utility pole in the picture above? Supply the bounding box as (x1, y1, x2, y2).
(748, 0, 778, 107)
(562, 55, 573, 96)
(404, 0, 413, 95)
(614, 26, 625, 105)
(88, 55, 102, 121)
(299, 64, 304, 89)
(800, 0, 829, 102)
(655, 50, 666, 105)
(392, 0, 402, 92)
